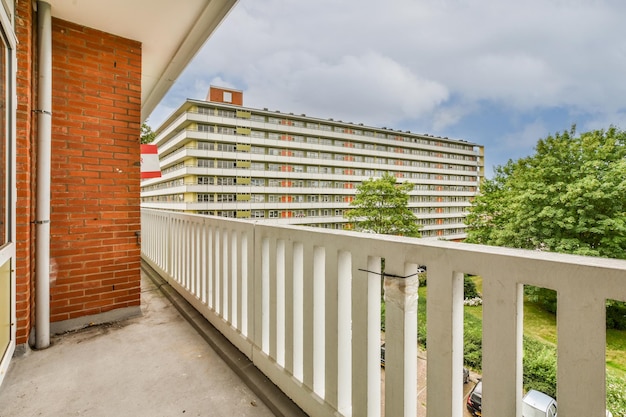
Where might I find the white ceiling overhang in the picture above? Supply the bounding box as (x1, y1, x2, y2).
(46, 0, 237, 121)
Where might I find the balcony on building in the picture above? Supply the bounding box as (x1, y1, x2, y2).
(139, 208, 626, 417)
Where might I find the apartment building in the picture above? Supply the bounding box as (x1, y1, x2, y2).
(141, 87, 484, 240)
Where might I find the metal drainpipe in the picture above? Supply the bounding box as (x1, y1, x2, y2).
(35, 1, 52, 350)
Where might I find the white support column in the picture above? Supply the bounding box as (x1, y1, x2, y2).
(557, 286, 607, 417)
(351, 255, 381, 417)
(324, 247, 339, 409)
(384, 260, 418, 417)
(426, 269, 464, 417)
(481, 273, 523, 417)
(302, 241, 315, 390)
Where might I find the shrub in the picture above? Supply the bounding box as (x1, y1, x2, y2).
(607, 373, 626, 416)
(380, 301, 386, 332)
(418, 272, 427, 287)
(464, 297, 483, 306)
(523, 337, 557, 398)
(525, 286, 557, 314)
(464, 314, 483, 369)
(464, 275, 480, 299)
(606, 300, 626, 330)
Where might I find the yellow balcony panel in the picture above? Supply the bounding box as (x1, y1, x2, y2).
(236, 127, 251, 135)
(236, 144, 251, 152)
(236, 177, 251, 185)
(236, 160, 251, 168)
(236, 211, 251, 218)
(236, 194, 251, 201)
(236, 110, 251, 119)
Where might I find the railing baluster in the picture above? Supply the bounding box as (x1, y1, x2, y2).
(351, 254, 381, 417)
(302, 241, 315, 390)
(481, 270, 523, 417)
(276, 239, 286, 366)
(337, 250, 352, 415)
(324, 246, 339, 409)
(222, 227, 229, 322)
(426, 267, 464, 417)
(383, 258, 418, 417)
(230, 230, 238, 327)
(283, 239, 294, 371)
(292, 242, 304, 381)
(558, 284, 606, 416)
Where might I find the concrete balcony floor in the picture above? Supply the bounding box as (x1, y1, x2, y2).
(0, 270, 286, 417)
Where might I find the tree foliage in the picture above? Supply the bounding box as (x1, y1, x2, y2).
(466, 126, 626, 259)
(140, 121, 156, 144)
(345, 174, 421, 237)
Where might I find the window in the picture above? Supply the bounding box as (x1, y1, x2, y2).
(216, 160, 235, 169)
(197, 159, 214, 168)
(269, 210, 279, 218)
(197, 176, 214, 185)
(197, 194, 214, 202)
(217, 126, 234, 134)
(250, 146, 265, 154)
(217, 194, 236, 202)
(223, 91, 232, 102)
(216, 177, 235, 185)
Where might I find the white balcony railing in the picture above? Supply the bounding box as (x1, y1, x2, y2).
(140, 208, 626, 417)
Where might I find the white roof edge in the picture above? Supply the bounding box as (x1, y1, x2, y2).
(141, 0, 237, 121)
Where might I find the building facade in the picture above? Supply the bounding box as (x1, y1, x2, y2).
(0, 0, 236, 387)
(142, 87, 484, 240)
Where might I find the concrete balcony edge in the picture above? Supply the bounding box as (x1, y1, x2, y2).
(140, 260, 308, 417)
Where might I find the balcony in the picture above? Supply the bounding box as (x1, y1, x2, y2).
(138, 209, 626, 416)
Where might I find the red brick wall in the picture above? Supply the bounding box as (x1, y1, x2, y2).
(15, 0, 36, 345)
(14, 4, 143, 346)
(208, 86, 243, 105)
(48, 19, 142, 323)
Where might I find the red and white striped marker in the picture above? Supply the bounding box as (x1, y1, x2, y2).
(140, 144, 161, 179)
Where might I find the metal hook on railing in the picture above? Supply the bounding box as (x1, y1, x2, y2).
(358, 268, 419, 279)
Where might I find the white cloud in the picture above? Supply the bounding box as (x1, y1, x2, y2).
(150, 0, 626, 170)
(241, 52, 448, 126)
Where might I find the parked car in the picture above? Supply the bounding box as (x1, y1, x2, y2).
(522, 390, 557, 417)
(463, 367, 470, 384)
(468, 384, 612, 417)
(466, 380, 482, 416)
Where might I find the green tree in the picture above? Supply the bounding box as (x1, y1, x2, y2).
(140, 121, 156, 144)
(345, 174, 420, 237)
(466, 126, 626, 259)
(466, 126, 626, 327)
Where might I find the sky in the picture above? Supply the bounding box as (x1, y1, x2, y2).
(149, 0, 626, 177)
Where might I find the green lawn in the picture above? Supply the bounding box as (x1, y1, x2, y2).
(418, 276, 626, 376)
(414, 276, 626, 413)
